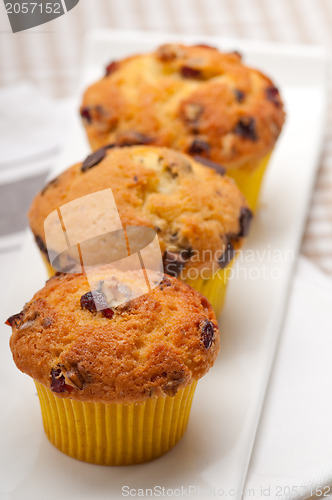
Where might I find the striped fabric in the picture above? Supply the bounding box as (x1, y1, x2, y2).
(0, 0, 331, 273)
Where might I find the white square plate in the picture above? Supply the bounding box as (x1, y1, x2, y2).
(0, 30, 328, 500)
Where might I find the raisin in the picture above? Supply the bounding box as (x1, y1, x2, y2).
(238, 207, 253, 237)
(105, 60, 119, 76)
(217, 241, 235, 269)
(80, 107, 92, 124)
(234, 118, 257, 141)
(265, 86, 281, 107)
(234, 89, 245, 103)
(188, 139, 210, 155)
(81, 147, 106, 172)
(200, 320, 215, 349)
(80, 291, 114, 319)
(5, 312, 23, 327)
(116, 131, 152, 147)
(50, 368, 72, 393)
(181, 66, 202, 79)
(194, 155, 226, 175)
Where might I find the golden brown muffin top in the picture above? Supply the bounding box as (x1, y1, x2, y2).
(29, 146, 252, 279)
(8, 268, 219, 404)
(80, 43, 285, 170)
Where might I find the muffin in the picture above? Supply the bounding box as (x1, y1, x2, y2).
(80, 43, 285, 210)
(29, 145, 252, 316)
(7, 267, 220, 465)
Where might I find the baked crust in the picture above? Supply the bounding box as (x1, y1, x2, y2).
(80, 43, 285, 170)
(29, 146, 251, 278)
(8, 269, 219, 404)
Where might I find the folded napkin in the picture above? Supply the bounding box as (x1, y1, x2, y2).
(245, 256, 332, 500)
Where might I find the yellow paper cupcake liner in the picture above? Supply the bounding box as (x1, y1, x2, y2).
(35, 380, 197, 465)
(183, 265, 232, 318)
(227, 153, 271, 211)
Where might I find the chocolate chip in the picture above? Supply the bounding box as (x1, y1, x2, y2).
(265, 86, 281, 107)
(163, 250, 190, 277)
(5, 312, 23, 327)
(238, 207, 253, 237)
(81, 147, 106, 172)
(194, 155, 226, 175)
(181, 66, 202, 79)
(50, 368, 72, 393)
(80, 291, 114, 319)
(234, 118, 257, 141)
(105, 60, 119, 76)
(188, 139, 210, 155)
(116, 131, 152, 147)
(217, 241, 235, 269)
(200, 320, 215, 349)
(80, 107, 92, 124)
(234, 89, 246, 103)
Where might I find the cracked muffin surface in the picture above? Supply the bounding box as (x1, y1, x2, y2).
(29, 145, 251, 279)
(80, 43, 285, 170)
(8, 269, 220, 404)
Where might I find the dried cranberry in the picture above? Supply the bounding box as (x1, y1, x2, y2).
(194, 155, 226, 175)
(5, 312, 23, 327)
(217, 241, 235, 269)
(200, 320, 215, 349)
(81, 290, 107, 311)
(105, 61, 119, 76)
(80, 291, 114, 319)
(159, 276, 172, 290)
(181, 66, 202, 79)
(81, 147, 106, 172)
(265, 86, 281, 107)
(80, 107, 92, 124)
(234, 118, 257, 141)
(238, 207, 253, 237)
(188, 139, 210, 155)
(50, 368, 72, 393)
(234, 89, 245, 103)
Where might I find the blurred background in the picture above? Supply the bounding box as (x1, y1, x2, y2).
(0, 0, 331, 277)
